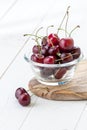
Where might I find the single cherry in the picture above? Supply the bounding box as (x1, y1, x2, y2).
(15, 87, 27, 99)
(54, 68, 67, 79)
(48, 45, 59, 56)
(71, 47, 81, 59)
(41, 36, 47, 46)
(59, 38, 74, 52)
(47, 33, 60, 46)
(43, 56, 55, 64)
(32, 45, 41, 54)
(31, 54, 44, 63)
(18, 92, 31, 106)
(60, 53, 73, 63)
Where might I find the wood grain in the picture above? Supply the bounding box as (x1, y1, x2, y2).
(28, 60, 87, 100)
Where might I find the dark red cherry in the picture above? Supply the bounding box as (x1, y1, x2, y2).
(32, 45, 41, 54)
(71, 47, 81, 59)
(48, 45, 59, 56)
(59, 38, 74, 52)
(60, 53, 73, 63)
(54, 68, 67, 79)
(15, 87, 27, 99)
(18, 92, 31, 106)
(43, 56, 55, 64)
(47, 33, 60, 46)
(31, 54, 44, 63)
(41, 36, 47, 46)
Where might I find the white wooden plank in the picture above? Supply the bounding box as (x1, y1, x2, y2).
(20, 99, 87, 130)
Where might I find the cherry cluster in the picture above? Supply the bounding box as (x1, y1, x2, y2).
(15, 87, 31, 106)
(31, 35, 81, 64)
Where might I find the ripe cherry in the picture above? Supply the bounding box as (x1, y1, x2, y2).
(15, 87, 27, 99)
(59, 38, 74, 52)
(47, 33, 60, 46)
(41, 36, 47, 46)
(31, 54, 44, 63)
(71, 47, 81, 59)
(54, 68, 67, 79)
(48, 45, 59, 56)
(43, 56, 55, 64)
(18, 92, 31, 106)
(60, 53, 73, 63)
(32, 45, 41, 54)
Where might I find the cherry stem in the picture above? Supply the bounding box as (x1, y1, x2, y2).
(24, 34, 43, 39)
(69, 25, 80, 37)
(46, 25, 54, 36)
(57, 6, 70, 34)
(35, 27, 43, 45)
(58, 28, 69, 35)
(65, 9, 69, 37)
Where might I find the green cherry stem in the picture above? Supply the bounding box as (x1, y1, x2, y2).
(35, 27, 43, 45)
(57, 6, 70, 34)
(24, 34, 43, 39)
(46, 25, 54, 36)
(65, 9, 69, 37)
(69, 25, 80, 37)
(58, 28, 69, 35)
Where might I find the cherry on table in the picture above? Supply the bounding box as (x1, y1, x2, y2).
(18, 92, 31, 106)
(15, 87, 27, 99)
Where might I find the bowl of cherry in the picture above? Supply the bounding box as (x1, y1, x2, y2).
(24, 6, 83, 86)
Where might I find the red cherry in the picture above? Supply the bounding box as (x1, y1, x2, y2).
(31, 54, 44, 63)
(60, 53, 73, 63)
(47, 33, 60, 46)
(48, 45, 59, 56)
(54, 68, 67, 79)
(59, 38, 74, 52)
(15, 87, 27, 99)
(71, 47, 81, 59)
(32, 45, 41, 54)
(43, 56, 55, 64)
(18, 92, 31, 106)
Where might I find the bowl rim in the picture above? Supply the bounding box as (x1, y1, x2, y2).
(24, 52, 83, 68)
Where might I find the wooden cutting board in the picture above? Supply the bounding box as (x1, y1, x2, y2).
(28, 60, 87, 100)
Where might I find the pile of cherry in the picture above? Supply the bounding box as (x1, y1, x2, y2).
(31, 33, 81, 78)
(15, 6, 81, 106)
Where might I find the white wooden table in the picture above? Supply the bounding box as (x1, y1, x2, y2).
(0, 0, 87, 130)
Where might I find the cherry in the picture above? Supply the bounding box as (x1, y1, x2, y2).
(60, 53, 73, 63)
(15, 87, 27, 99)
(48, 45, 59, 56)
(71, 47, 81, 59)
(31, 54, 44, 63)
(43, 56, 55, 64)
(41, 36, 47, 46)
(47, 33, 60, 46)
(32, 45, 41, 54)
(41, 45, 49, 56)
(18, 92, 31, 106)
(54, 68, 67, 79)
(40, 68, 54, 77)
(59, 38, 74, 52)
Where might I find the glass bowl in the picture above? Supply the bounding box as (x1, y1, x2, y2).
(24, 53, 83, 86)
